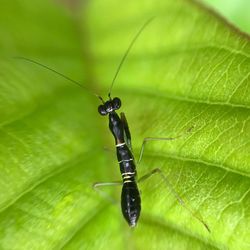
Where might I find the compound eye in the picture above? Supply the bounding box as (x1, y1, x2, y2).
(113, 97, 121, 110)
(98, 105, 107, 116)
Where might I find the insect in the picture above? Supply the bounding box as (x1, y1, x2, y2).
(15, 19, 210, 231)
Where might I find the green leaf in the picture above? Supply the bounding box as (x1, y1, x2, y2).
(203, 0, 250, 34)
(0, 0, 249, 249)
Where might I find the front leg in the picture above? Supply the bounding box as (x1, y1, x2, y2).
(120, 112, 132, 151)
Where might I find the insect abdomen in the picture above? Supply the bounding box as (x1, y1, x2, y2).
(121, 181, 141, 227)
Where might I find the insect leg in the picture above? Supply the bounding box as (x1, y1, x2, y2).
(137, 136, 180, 165)
(137, 126, 194, 165)
(120, 112, 132, 151)
(138, 168, 210, 232)
(93, 181, 123, 204)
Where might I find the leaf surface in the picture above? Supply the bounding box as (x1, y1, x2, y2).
(0, 0, 249, 249)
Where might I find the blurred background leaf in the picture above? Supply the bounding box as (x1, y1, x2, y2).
(204, 0, 250, 33)
(0, 0, 249, 250)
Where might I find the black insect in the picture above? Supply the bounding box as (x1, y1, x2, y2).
(15, 19, 210, 231)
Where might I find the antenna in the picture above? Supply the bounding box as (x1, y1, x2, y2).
(108, 17, 154, 98)
(14, 56, 104, 102)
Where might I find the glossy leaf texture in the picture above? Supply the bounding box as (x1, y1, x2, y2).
(0, 0, 249, 249)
